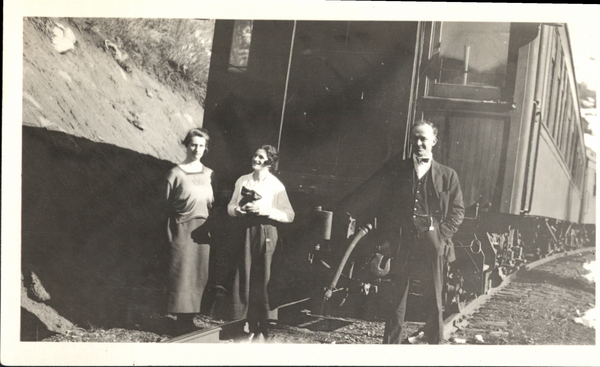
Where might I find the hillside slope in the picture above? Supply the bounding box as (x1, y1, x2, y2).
(21, 17, 212, 340)
(23, 18, 204, 163)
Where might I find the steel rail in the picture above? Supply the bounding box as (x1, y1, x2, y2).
(162, 319, 246, 343)
(443, 246, 595, 339)
(165, 246, 594, 343)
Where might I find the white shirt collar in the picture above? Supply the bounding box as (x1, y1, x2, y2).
(412, 154, 433, 179)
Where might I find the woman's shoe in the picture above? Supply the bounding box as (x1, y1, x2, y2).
(251, 333, 265, 343)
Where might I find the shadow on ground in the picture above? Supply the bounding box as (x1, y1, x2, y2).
(21, 126, 175, 338)
(515, 262, 595, 294)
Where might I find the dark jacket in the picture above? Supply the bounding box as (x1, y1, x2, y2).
(343, 155, 465, 263)
(343, 154, 464, 343)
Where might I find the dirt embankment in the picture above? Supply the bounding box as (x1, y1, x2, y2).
(23, 18, 204, 161)
(21, 17, 210, 340)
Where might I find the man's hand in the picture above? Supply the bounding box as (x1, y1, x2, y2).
(378, 240, 394, 257)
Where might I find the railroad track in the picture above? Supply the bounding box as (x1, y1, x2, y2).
(444, 246, 595, 341)
(161, 319, 246, 343)
(161, 297, 311, 343)
(164, 247, 595, 343)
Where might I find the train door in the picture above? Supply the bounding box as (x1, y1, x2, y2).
(203, 20, 298, 188)
(413, 21, 540, 216)
(412, 22, 543, 309)
(202, 20, 422, 309)
(203, 20, 420, 207)
(275, 21, 419, 208)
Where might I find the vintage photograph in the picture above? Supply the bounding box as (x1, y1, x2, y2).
(3, 1, 599, 365)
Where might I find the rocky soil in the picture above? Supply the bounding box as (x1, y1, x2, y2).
(40, 250, 595, 344)
(264, 251, 596, 345)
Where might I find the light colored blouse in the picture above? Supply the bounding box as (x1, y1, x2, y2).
(165, 165, 214, 223)
(227, 172, 295, 223)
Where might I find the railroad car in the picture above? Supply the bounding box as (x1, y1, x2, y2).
(202, 20, 595, 320)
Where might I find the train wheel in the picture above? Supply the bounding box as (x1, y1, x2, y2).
(444, 273, 465, 315)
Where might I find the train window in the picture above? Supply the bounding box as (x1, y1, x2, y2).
(565, 116, 572, 159)
(567, 118, 574, 164)
(551, 57, 564, 140)
(558, 89, 567, 151)
(568, 124, 577, 173)
(577, 146, 585, 189)
(228, 20, 253, 73)
(544, 31, 558, 131)
(562, 94, 573, 155)
(426, 22, 511, 101)
(559, 69, 570, 150)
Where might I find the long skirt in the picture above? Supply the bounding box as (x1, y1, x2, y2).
(167, 217, 210, 314)
(229, 218, 279, 334)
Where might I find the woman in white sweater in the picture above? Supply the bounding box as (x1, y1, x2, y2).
(227, 145, 294, 342)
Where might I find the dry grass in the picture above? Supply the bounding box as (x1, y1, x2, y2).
(28, 17, 56, 40)
(75, 18, 215, 106)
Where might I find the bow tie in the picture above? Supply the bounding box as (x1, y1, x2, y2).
(415, 157, 430, 164)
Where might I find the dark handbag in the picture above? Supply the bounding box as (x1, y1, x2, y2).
(238, 186, 262, 207)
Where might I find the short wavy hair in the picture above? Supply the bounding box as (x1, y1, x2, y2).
(182, 128, 210, 151)
(258, 144, 279, 168)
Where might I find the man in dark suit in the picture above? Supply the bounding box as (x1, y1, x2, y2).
(346, 120, 464, 344)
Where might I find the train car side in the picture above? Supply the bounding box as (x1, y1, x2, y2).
(201, 20, 594, 321)
(202, 20, 422, 311)
(413, 22, 593, 309)
(523, 25, 587, 223)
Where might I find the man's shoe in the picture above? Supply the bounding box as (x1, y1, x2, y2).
(408, 331, 428, 344)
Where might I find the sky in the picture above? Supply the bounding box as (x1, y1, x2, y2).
(568, 22, 599, 92)
(568, 21, 599, 150)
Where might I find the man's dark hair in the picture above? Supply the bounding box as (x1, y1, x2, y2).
(412, 120, 438, 138)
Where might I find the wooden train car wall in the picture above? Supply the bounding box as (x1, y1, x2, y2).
(413, 22, 586, 223)
(203, 20, 419, 208)
(526, 25, 587, 222)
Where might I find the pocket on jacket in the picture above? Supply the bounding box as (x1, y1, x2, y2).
(438, 191, 450, 217)
(419, 223, 445, 257)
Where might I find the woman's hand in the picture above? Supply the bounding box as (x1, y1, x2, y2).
(234, 205, 247, 216)
(243, 202, 270, 217)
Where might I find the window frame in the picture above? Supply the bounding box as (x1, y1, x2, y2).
(228, 20, 254, 73)
(423, 21, 517, 104)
